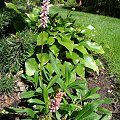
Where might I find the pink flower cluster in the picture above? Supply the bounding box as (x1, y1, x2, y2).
(40, 0, 50, 28)
(50, 92, 65, 113)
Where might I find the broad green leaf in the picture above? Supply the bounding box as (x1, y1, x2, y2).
(58, 63, 65, 75)
(83, 112, 101, 120)
(32, 7, 40, 14)
(65, 62, 71, 86)
(36, 87, 42, 93)
(75, 64, 85, 78)
(57, 27, 64, 32)
(70, 70, 76, 83)
(98, 107, 112, 115)
(47, 74, 60, 89)
(75, 100, 103, 120)
(56, 78, 73, 99)
(37, 31, 48, 45)
(74, 44, 88, 54)
(24, 108, 35, 118)
(82, 41, 105, 54)
(57, 36, 74, 54)
(47, 36, 55, 45)
(21, 91, 35, 99)
(82, 87, 101, 100)
(45, 63, 54, 75)
(68, 80, 87, 90)
(26, 13, 38, 22)
(49, 52, 60, 74)
(66, 52, 80, 64)
(86, 93, 101, 99)
(25, 58, 38, 76)
(5, 107, 25, 114)
(56, 111, 62, 120)
(60, 103, 78, 111)
(102, 98, 113, 104)
(83, 54, 99, 73)
(5, 2, 21, 14)
(34, 71, 39, 88)
(37, 53, 49, 65)
(43, 84, 48, 103)
(49, 44, 59, 57)
(27, 98, 45, 105)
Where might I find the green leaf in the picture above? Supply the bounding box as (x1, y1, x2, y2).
(83, 112, 101, 120)
(68, 80, 87, 90)
(74, 44, 88, 54)
(34, 71, 39, 88)
(49, 52, 60, 74)
(66, 52, 80, 64)
(27, 98, 45, 105)
(25, 58, 38, 76)
(47, 36, 55, 45)
(43, 84, 48, 103)
(60, 103, 78, 111)
(47, 74, 60, 89)
(37, 53, 49, 65)
(65, 62, 71, 86)
(83, 41, 105, 54)
(24, 108, 35, 118)
(83, 54, 99, 73)
(5, 2, 21, 14)
(56, 78, 73, 99)
(57, 36, 74, 54)
(5, 107, 25, 114)
(26, 13, 38, 22)
(37, 31, 48, 45)
(49, 44, 59, 57)
(56, 111, 62, 120)
(75, 100, 103, 120)
(45, 63, 54, 75)
(75, 64, 85, 78)
(83, 87, 101, 100)
(36, 87, 42, 93)
(102, 98, 113, 104)
(21, 91, 35, 99)
(86, 94, 101, 99)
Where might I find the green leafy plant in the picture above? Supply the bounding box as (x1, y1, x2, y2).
(4, 3, 112, 120)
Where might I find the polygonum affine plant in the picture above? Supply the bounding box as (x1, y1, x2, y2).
(5, 2, 112, 120)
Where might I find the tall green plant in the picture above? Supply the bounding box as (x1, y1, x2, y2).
(4, 2, 112, 120)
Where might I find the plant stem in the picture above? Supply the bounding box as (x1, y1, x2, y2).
(39, 30, 44, 88)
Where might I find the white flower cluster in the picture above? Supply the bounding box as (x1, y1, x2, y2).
(40, 0, 50, 28)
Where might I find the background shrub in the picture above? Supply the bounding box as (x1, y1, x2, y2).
(0, 29, 37, 74)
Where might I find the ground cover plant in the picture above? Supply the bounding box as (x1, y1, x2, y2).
(0, 1, 115, 120)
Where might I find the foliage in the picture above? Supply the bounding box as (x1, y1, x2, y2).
(4, 3, 112, 120)
(0, 7, 16, 34)
(0, 29, 36, 74)
(0, 75, 15, 94)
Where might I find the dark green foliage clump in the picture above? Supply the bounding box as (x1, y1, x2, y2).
(0, 75, 15, 94)
(0, 8, 16, 34)
(0, 29, 37, 74)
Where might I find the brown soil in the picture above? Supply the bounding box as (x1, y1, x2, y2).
(87, 68, 120, 120)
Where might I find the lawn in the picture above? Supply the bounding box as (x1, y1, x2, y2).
(50, 6, 120, 84)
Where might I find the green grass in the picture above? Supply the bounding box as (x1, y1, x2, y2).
(50, 6, 120, 82)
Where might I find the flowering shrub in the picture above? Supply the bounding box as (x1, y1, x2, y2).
(4, 1, 112, 120)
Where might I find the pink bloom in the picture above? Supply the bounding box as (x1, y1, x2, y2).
(40, 0, 50, 28)
(50, 92, 65, 113)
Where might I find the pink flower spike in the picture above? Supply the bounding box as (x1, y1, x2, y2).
(40, 0, 50, 28)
